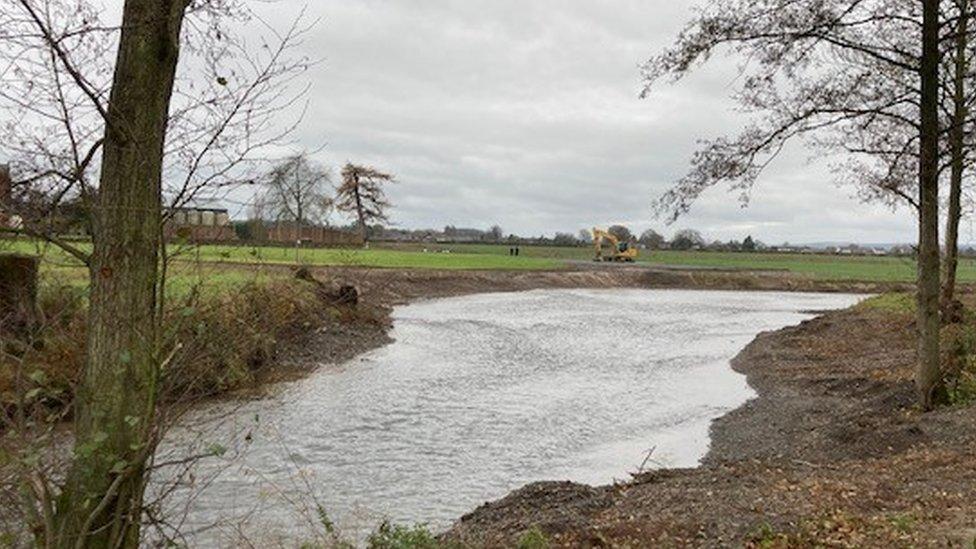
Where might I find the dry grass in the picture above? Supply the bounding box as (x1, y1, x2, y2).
(1, 277, 335, 420)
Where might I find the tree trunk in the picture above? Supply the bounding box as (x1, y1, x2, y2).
(943, 0, 970, 311)
(352, 174, 368, 243)
(916, 0, 944, 411)
(52, 1, 187, 547)
(0, 254, 38, 334)
(0, 164, 10, 227)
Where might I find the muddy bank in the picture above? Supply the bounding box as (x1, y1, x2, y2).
(298, 264, 908, 305)
(442, 301, 976, 547)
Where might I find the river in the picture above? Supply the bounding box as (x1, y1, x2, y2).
(154, 288, 862, 546)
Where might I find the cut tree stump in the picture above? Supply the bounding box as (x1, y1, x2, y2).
(294, 266, 359, 307)
(0, 254, 39, 333)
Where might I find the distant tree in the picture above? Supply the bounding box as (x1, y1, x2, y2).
(260, 153, 333, 226)
(489, 225, 504, 242)
(639, 229, 666, 249)
(608, 224, 634, 242)
(553, 232, 579, 246)
(232, 220, 253, 241)
(742, 235, 757, 252)
(578, 229, 594, 244)
(337, 163, 395, 243)
(727, 239, 742, 251)
(671, 229, 705, 251)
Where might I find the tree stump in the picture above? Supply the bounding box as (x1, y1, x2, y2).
(0, 254, 39, 333)
(293, 267, 358, 307)
(334, 285, 359, 306)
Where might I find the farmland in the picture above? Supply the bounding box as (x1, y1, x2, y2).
(2, 237, 972, 285)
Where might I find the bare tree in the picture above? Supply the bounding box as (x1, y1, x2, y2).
(943, 0, 972, 308)
(642, 0, 948, 409)
(639, 228, 666, 249)
(51, 2, 189, 545)
(259, 153, 333, 227)
(0, 0, 311, 545)
(489, 224, 504, 242)
(553, 232, 579, 246)
(336, 163, 394, 243)
(607, 224, 633, 242)
(918, 0, 944, 408)
(671, 229, 705, 251)
(824, 0, 975, 311)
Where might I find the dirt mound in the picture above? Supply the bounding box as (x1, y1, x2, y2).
(292, 265, 907, 306)
(453, 482, 613, 546)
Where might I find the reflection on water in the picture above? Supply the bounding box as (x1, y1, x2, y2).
(154, 289, 862, 545)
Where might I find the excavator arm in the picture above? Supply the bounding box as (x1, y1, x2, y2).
(592, 228, 619, 261)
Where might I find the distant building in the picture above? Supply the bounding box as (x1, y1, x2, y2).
(258, 222, 363, 247)
(165, 206, 237, 242)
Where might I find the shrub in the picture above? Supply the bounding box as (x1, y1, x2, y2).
(2, 276, 336, 419)
(858, 293, 914, 314)
(366, 521, 441, 549)
(941, 321, 976, 405)
(517, 526, 550, 549)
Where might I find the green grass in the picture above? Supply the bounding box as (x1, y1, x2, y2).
(647, 250, 932, 282)
(858, 293, 915, 313)
(0, 239, 295, 298)
(381, 242, 976, 283)
(190, 243, 563, 271)
(5, 237, 976, 285)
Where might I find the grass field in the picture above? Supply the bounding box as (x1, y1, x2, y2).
(374, 241, 969, 283)
(3, 237, 973, 285)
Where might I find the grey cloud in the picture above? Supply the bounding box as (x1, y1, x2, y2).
(242, 0, 917, 244)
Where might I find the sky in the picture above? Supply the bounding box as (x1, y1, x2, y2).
(213, 2, 940, 243)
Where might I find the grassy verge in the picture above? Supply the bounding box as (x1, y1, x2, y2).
(858, 291, 976, 406)
(0, 273, 360, 419)
(857, 292, 915, 314)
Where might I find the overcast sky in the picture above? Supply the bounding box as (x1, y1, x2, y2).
(238, 1, 933, 244)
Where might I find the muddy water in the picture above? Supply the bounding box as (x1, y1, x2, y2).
(157, 289, 862, 545)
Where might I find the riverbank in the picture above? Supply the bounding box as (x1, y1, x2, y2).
(441, 293, 976, 547)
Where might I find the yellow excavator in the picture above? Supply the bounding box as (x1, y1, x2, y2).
(592, 227, 638, 262)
